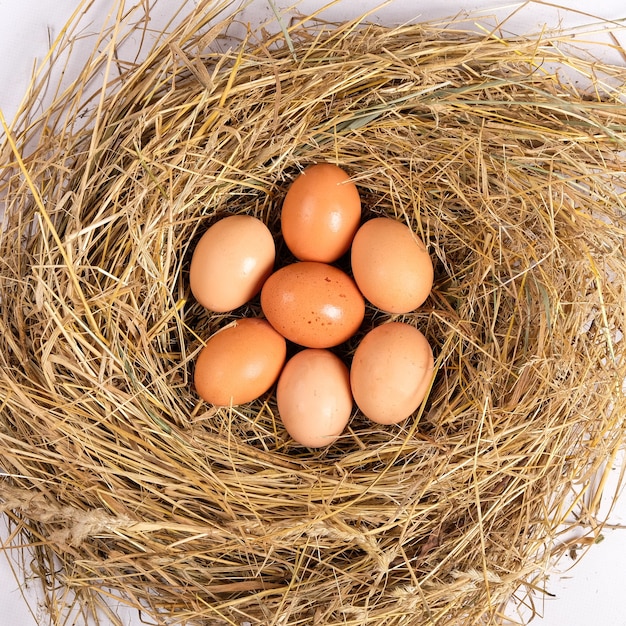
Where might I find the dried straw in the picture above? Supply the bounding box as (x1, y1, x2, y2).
(1, 1, 625, 625)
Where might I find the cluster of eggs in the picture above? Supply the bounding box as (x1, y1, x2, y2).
(189, 164, 435, 448)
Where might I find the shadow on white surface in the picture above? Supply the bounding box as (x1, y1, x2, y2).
(1, 516, 39, 626)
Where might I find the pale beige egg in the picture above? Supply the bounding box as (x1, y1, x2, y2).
(189, 215, 275, 312)
(350, 322, 434, 425)
(350, 217, 433, 314)
(277, 349, 353, 447)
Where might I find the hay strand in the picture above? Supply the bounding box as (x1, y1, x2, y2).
(1, 1, 625, 625)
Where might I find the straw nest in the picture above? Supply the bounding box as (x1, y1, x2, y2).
(1, 1, 625, 624)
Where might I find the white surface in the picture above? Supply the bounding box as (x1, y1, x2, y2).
(1, 1, 625, 625)
(0, 519, 37, 626)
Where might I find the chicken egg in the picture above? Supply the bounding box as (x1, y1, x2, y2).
(350, 217, 433, 313)
(350, 322, 434, 425)
(281, 163, 361, 263)
(261, 261, 365, 348)
(277, 349, 353, 447)
(194, 318, 286, 406)
(189, 215, 275, 312)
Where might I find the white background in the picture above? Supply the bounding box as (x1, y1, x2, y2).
(1, 1, 625, 625)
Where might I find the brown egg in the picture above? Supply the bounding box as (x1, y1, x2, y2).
(260, 262, 365, 348)
(277, 349, 353, 447)
(350, 217, 433, 314)
(281, 163, 361, 263)
(189, 215, 275, 312)
(194, 318, 286, 406)
(350, 322, 434, 425)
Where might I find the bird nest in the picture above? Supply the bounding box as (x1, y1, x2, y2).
(1, 1, 625, 625)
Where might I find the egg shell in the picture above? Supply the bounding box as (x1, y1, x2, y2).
(281, 163, 361, 263)
(194, 318, 286, 407)
(277, 349, 353, 447)
(260, 261, 365, 348)
(350, 322, 434, 425)
(189, 215, 275, 312)
(350, 217, 433, 314)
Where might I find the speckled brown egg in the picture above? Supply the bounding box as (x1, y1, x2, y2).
(260, 261, 365, 348)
